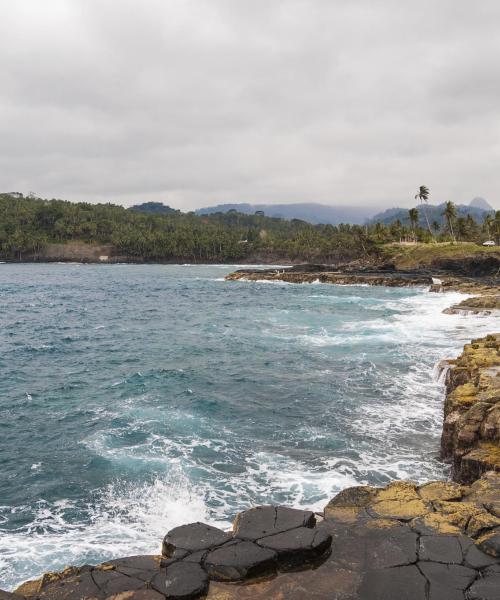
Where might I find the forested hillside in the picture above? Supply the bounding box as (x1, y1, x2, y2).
(0, 193, 498, 263)
(0, 193, 375, 262)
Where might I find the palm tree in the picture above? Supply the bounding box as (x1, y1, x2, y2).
(432, 220, 440, 234)
(414, 185, 433, 238)
(442, 201, 457, 242)
(408, 208, 419, 240)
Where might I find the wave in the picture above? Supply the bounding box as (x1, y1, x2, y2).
(0, 472, 215, 591)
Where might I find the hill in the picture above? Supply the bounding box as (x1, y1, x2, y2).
(196, 202, 378, 225)
(129, 202, 179, 214)
(470, 197, 494, 211)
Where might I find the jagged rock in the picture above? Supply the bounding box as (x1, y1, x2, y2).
(162, 523, 231, 557)
(440, 334, 500, 483)
(204, 540, 277, 581)
(256, 526, 332, 566)
(418, 535, 463, 563)
(0, 592, 25, 600)
(151, 562, 208, 599)
(233, 505, 315, 540)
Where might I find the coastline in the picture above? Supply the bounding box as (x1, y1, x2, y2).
(2, 272, 499, 599)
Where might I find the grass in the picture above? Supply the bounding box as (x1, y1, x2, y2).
(379, 242, 499, 268)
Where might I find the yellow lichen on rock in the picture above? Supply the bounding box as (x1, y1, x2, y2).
(369, 481, 429, 520)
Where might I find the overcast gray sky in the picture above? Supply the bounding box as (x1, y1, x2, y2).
(0, 1, 499, 211)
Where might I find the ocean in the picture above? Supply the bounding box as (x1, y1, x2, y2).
(0, 263, 497, 590)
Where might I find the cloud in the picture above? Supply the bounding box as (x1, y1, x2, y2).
(0, 0, 499, 209)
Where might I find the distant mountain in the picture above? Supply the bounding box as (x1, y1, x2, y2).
(129, 202, 178, 214)
(195, 202, 378, 225)
(470, 197, 493, 211)
(369, 203, 493, 227)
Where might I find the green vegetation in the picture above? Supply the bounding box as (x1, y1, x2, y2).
(0, 193, 498, 263)
(414, 184, 433, 237)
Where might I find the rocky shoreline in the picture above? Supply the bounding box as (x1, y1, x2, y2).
(2, 298, 499, 598)
(225, 263, 500, 316)
(440, 334, 500, 484)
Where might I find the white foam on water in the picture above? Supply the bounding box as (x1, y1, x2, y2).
(0, 472, 219, 591)
(2, 283, 498, 591)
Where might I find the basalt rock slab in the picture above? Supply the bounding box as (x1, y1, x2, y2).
(419, 534, 463, 564)
(256, 526, 332, 567)
(151, 562, 208, 599)
(204, 540, 277, 581)
(162, 523, 231, 557)
(233, 505, 315, 540)
(418, 562, 477, 593)
(468, 572, 500, 600)
(357, 566, 427, 600)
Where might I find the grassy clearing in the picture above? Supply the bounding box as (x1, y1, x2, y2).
(380, 242, 499, 268)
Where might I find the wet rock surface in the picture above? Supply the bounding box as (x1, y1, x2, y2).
(10, 473, 500, 599)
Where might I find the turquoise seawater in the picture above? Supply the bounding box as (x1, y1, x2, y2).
(0, 264, 497, 589)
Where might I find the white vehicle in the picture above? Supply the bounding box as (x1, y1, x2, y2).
(482, 240, 496, 246)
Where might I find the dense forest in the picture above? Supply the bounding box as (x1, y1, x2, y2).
(0, 193, 498, 263)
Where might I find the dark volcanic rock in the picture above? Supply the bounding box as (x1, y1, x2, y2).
(91, 569, 145, 597)
(0, 593, 25, 600)
(419, 535, 463, 564)
(358, 565, 427, 600)
(151, 562, 208, 599)
(468, 573, 500, 600)
(104, 556, 160, 581)
(233, 505, 315, 540)
(204, 540, 277, 581)
(257, 526, 332, 566)
(21, 570, 104, 599)
(432, 254, 500, 277)
(418, 562, 477, 595)
(479, 530, 500, 557)
(162, 522, 231, 557)
(464, 542, 499, 568)
(107, 591, 165, 600)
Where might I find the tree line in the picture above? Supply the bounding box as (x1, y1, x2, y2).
(0, 192, 497, 262)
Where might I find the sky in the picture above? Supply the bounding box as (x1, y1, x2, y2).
(0, 0, 499, 211)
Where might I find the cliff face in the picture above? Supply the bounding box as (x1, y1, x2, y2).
(441, 334, 500, 483)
